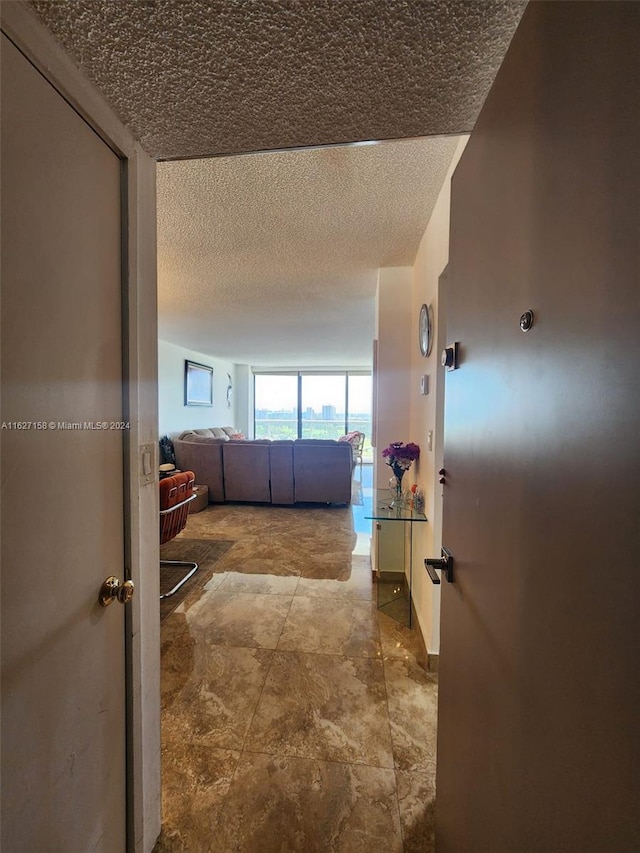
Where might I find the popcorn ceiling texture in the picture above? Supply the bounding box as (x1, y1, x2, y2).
(28, 0, 523, 364)
(156, 136, 461, 366)
(30, 0, 525, 160)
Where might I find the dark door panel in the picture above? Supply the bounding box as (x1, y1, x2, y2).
(436, 3, 640, 851)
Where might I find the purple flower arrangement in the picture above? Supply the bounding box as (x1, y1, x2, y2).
(382, 441, 420, 484)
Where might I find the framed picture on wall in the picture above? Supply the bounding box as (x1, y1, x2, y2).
(185, 360, 213, 406)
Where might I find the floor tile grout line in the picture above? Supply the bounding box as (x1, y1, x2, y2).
(174, 596, 282, 851)
(164, 636, 389, 660)
(234, 583, 298, 757)
(377, 605, 407, 850)
(237, 644, 396, 774)
(201, 742, 244, 852)
(271, 584, 297, 651)
(237, 745, 397, 772)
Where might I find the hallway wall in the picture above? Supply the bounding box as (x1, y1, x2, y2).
(408, 137, 467, 654)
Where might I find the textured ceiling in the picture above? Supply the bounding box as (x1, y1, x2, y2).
(27, 0, 525, 367)
(157, 136, 462, 366)
(30, 0, 525, 160)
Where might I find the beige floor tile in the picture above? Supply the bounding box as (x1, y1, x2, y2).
(216, 537, 305, 576)
(200, 571, 228, 591)
(384, 659, 438, 772)
(162, 644, 273, 749)
(277, 595, 381, 657)
(161, 612, 199, 701)
(184, 590, 293, 649)
(295, 562, 373, 600)
(154, 742, 240, 853)
(396, 768, 437, 853)
(159, 499, 441, 850)
(222, 556, 303, 577)
(217, 571, 300, 595)
(298, 557, 357, 580)
(379, 609, 429, 666)
(209, 753, 403, 853)
(245, 650, 394, 767)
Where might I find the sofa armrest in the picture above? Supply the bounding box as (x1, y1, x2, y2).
(293, 441, 353, 504)
(173, 437, 225, 502)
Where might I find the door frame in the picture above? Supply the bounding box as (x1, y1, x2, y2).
(0, 5, 160, 852)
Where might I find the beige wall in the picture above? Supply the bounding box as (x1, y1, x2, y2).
(408, 137, 468, 654)
(374, 267, 413, 492)
(374, 141, 467, 653)
(158, 340, 236, 435)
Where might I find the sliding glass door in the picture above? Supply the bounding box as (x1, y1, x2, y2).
(300, 374, 346, 440)
(254, 371, 372, 459)
(347, 374, 372, 436)
(254, 373, 298, 439)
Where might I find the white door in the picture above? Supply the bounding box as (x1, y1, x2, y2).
(435, 4, 640, 851)
(1, 35, 127, 851)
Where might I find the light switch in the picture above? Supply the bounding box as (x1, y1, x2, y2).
(420, 374, 429, 395)
(427, 430, 433, 451)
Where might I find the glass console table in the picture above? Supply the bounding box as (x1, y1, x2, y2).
(365, 491, 428, 628)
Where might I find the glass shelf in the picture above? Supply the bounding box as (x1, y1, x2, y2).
(365, 489, 428, 523)
(366, 490, 427, 628)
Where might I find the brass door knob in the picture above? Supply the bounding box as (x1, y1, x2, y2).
(99, 576, 135, 607)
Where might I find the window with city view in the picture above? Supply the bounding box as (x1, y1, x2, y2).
(254, 372, 373, 461)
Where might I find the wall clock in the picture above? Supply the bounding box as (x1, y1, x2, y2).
(419, 303, 433, 357)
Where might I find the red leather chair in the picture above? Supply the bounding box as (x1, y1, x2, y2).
(159, 471, 198, 598)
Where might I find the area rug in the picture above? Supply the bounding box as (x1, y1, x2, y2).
(160, 538, 235, 622)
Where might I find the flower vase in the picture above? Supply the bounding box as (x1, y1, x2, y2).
(390, 467, 405, 505)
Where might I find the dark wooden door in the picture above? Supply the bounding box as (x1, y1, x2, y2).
(436, 4, 640, 851)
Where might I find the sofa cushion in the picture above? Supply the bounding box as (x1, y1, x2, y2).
(179, 434, 226, 445)
(178, 428, 217, 440)
(179, 427, 240, 440)
(209, 427, 230, 439)
(270, 440, 294, 505)
(222, 441, 271, 502)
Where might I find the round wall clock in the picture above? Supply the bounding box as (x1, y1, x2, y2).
(419, 303, 433, 357)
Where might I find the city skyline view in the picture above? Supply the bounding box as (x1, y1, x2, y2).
(254, 373, 372, 413)
(254, 373, 372, 453)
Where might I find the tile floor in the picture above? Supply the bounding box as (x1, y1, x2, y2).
(155, 476, 438, 852)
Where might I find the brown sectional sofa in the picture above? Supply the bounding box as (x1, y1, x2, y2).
(173, 430, 353, 505)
